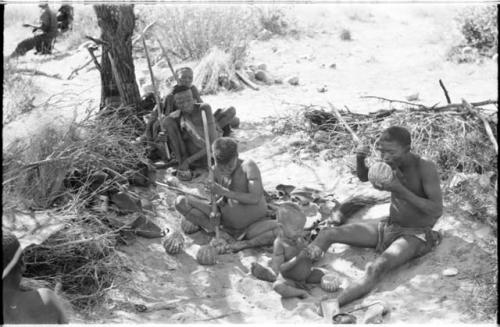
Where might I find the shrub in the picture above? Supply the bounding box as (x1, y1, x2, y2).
(455, 5, 497, 56)
(340, 28, 352, 41)
(3, 60, 38, 125)
(136, 5, 259, 61)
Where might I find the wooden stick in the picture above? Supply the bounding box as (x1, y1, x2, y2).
(201, 110, 219, 240)
(131, 21, 156, 46)
(87, 46, 101, 72)
(327, 102, 361, 143)
(462, 99, 498, 154)
(107, 52, 125, 104)
(155, 37, 180, 84)
(439, 79, 451, 104)
(142, 37, 171, 160)
(361, 95, 497, 111)
(235, 71, 260, 90)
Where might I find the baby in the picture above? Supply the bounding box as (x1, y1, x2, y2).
(252, 202, 324, 299)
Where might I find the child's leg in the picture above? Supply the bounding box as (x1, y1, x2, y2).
(273, 277, 309, 299)
(306, 268, 325, 284)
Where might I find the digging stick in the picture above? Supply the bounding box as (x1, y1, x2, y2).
(142, 36, 171, 160)
(155, 37, 180, 84)
(201, 110, 219, 240)
(327, 102, 361, 143)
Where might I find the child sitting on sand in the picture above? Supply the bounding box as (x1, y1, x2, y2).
(252, 202, 324, 299)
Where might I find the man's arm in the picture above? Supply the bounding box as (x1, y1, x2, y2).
(38, 10, 51, 32)
(355, 143, 370, 182)
(213, 160, 264, 205)
(279, 250, 308, 273)
(182, 105, 217, 167)
(384, 160, 443, 218)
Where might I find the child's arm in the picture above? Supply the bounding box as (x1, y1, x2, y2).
(271, 238, 285, 275)
(191, 85, 203, 103)
(279, 249, 308, 273)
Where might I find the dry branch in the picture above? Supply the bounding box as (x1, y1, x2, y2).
(235, 70, 259, 90)
(439, 79, 452, 104)
(14, 68, 62, 79)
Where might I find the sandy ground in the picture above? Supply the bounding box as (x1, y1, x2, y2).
(3, 4, 497, 324)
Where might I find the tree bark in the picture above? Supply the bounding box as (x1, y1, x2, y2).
(94, 4, 141, 109)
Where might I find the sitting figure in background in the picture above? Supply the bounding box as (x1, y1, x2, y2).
(56, 3, 74, 33)
(2, 231, 68, 324)
(10, 3, 58, 57)
(252, 202, 324, 299)
(176, 137, 279, 249)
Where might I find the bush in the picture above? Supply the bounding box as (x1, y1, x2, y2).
(455, 5, 497, 55)
(136, 5, 259, 61)
(340, 28, 352, 41)
(3, 60, 38, 125)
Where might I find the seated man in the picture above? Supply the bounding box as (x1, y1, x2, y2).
(175, 137, 279, 251)
(305, 126, 443, 310)
(3, 231, 68, 324)
(158, 85, 219, 178)
(10, 3, 58, 57)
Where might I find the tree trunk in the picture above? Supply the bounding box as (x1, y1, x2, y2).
(94, 4, 141, 109)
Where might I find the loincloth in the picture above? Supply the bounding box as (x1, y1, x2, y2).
(376, 219, 442, 257)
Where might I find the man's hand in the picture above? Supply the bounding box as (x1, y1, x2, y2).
(305, 244, 324, 261)
(210, 182, 229, 197)
(375, 174, 405, 193)
(355, 142, 371, 157)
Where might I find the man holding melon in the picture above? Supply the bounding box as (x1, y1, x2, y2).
(306, 126, 443, 310)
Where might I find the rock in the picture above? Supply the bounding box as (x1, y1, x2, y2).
(287, 76, 299, 86)
(257, 63, 267, 71)
(234, 59, 244, 70)
(329, 63, 337, 69)
(254, 70, 269, 83)
(462, 46, 473, 55)
(405, 92, 419, 101)
(274, 78, 283, 84)
(271, 46, 278, 53)
(317, 85, 328, 93)
(442, 267, 458, 277)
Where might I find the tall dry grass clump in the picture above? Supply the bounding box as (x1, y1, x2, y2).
(136, 5, 258, 61)
(3, 60, 38, 125)
(193, 47, 234, 94)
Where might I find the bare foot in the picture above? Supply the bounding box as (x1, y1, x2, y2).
(228, 240, 249, 252)
(251, 262, 277, 282)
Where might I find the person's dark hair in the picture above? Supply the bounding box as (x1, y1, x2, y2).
(213, 137, 238, 164)
(379, 126, 411, 147)
(3, 231, 21, 270)
(172, 85, 191, 95)
(177, 67, 193, 75)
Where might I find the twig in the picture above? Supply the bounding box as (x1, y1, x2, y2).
(131, 21, 157, 46)
(462, 99, 498, 154)
(327, 102, 360, 143)
(196, 312, 239, 321)
(235, 70, 259, 90)
(155, 36, 180, 84)
(361, 95, 425, 108)
(13, 68, 61, 79)
(439, 79, 451, 104)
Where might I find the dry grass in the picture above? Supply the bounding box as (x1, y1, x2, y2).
(193, 47, 235, 95)
(3, 60, 38, 125)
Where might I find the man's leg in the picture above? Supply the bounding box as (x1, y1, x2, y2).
(311, 219, 381, 253)
(336, 236, 425, 307)
(175, 195, 214, 232)
(161, 116, 186, 163)
(273, 277, 309, 299)
(228, 219, 279, 252)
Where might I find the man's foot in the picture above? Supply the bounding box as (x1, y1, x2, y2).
(251, 262, 277, 282)
(228, 240, 250, 252)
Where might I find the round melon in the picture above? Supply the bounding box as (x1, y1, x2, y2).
(320, 273, 341, 293)
(368, 161, 394, 187)
(209, 238, 229, 254)
(180, 217, 200, 234)
(196, 245, 218, 265)
(163, 231, 185, 254)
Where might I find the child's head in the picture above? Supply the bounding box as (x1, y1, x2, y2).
(177, 67, 193, 87)
(276, 202, 306, 239)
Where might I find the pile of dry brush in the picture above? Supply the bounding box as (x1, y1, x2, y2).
(3, 106, 151, 310)
(270, 97, 498, 229)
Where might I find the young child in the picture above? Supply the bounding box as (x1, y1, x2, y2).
(3, 231, 68, 324)
(251, 202, 324, 299)
(163, 67, 203, 115)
